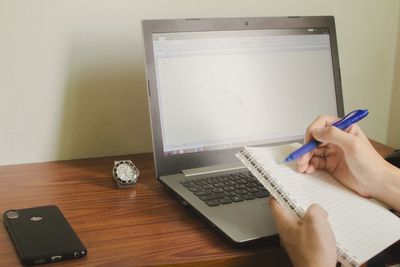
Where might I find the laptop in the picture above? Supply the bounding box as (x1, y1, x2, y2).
(142, 16, 344, 243)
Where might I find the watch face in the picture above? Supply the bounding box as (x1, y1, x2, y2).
(116, 164, 138, 183)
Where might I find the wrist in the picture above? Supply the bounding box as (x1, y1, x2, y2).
(373, 163, 400, 212)
(361, 158, 391, 198)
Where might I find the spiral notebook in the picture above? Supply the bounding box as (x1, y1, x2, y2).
(236, 143, 400, 267)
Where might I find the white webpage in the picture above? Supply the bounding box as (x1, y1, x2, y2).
(152, 30, 338, 155)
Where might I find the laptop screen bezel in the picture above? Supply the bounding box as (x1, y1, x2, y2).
(142, 16, 344, 178)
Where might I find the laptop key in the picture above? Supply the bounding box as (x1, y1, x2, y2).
(234, 184, 246, 190)
(188, 186, 202, 192)
(182, 182, 196, 188)
(224, 191, 237, 197)
(230, 196, 243, 202)
(242, 194, 256, 200)
(205, 200, 220, 207)
(246, 182, 257, 188)
(200, 193, 224, 201)
(194, 191, 212, 196)
(202, 185, 213, 191)
(218, 177, 229, 182)
(218, 198, 232, 205)
(224, 181, 235, 186)
(253, 191, 270, 198)
(223, 186, 235, 191)
(212, 188, 224, 193)
(195, 180, 206, 186)
(247, 187, 259, 193)
(235, 189, 248, 195)
(214, 182, 224, 188)
(206, 178, 218, 184)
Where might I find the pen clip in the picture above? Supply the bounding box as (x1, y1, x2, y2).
(331, 109, 368, 130)
(331, 110, 360, 127)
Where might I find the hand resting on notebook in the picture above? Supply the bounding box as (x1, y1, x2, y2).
(269, 199, 336, 267)
(270, 115, 400, 267)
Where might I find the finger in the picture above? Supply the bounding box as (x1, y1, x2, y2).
(298, 153, 311, 165)
(305, 163, 316, 173)
(347, 124, 369, 142)
(298, 161, 309, 173)
(269, 197, 298, 228)
(297, 153, 312, 173)
(304, 204, 328, 224)
(305, 156, 327, 173)
(304, 115, 340, 143)
(312, 126, 358, 154)
(298, 147, 328, 173)
(312, 147, 329, 157)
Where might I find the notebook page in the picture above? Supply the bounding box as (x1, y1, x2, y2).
(244, 144, 400, 265)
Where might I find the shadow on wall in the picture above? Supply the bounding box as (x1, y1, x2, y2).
(57, 33, 153, 160)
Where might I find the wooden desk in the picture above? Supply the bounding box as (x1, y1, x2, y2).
(0, 141, 394, 266)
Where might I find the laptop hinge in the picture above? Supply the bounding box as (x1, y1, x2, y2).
(182, 162, 244, 177)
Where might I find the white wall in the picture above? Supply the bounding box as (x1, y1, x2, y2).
(1, 0, 399, 166)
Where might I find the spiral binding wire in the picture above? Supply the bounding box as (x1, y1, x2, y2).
(241, 150, 303, 217)
(238, 149, 359, 267)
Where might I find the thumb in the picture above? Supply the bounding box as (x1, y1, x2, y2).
(269, 197, 298, 228)
(304, 203, 328, 224)
(312, 126, 357, 153)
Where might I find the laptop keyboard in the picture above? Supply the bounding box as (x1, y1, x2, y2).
(180, 171, 270, 207)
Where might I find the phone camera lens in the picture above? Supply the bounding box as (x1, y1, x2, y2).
(30, 216, 42, 222)
(74, 252, 80, 258)
(6, 210, 19, 219)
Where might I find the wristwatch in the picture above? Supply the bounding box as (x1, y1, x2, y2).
(112, 160, 139, 189)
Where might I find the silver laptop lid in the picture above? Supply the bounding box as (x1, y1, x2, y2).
(142, 16, 344, 178)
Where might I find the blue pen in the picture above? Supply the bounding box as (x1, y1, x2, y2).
(284, 109, 369, 163)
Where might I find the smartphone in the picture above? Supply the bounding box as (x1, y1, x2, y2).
(3, 205, 87, 265)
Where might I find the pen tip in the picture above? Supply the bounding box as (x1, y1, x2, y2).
(284, 155, 294, 164)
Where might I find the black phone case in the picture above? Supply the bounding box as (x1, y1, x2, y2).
(3, 205, 87, 265)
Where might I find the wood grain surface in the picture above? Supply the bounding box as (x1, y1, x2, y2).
(0, 140, 394, 266)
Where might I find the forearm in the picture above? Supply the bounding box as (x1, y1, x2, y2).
(374, 163, 400, 212)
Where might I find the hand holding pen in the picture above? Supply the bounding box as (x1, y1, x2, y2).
(284, 109, 369, 163)
(290, 111, 400, 211)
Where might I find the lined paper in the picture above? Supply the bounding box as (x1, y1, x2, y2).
(237, 143, 400, 266)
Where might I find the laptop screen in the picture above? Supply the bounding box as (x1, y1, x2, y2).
(152, 28, 338, 156)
